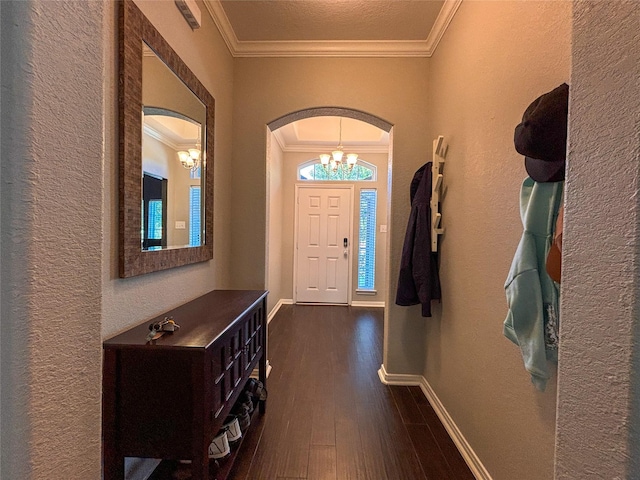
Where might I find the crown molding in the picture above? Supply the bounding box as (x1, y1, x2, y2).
(230, 40, 433, 58)
(425, 0, 462, 56)
(203, 0, 238, 56)
(271, 126, 388, 154)
(144, 125, 177, 150)
(271, 128, 287, 152)
(143, 125, 193, 152)
(203, 0, 462, 58)
(280, 144, 390, 154)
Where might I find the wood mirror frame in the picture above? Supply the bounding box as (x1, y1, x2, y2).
(119, 0, 214, 278)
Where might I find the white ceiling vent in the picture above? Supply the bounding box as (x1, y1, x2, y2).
(175, 0, 201, 30)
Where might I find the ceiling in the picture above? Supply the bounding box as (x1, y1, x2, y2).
(203, 0, 461, 57)
(273, 116, 390, 153)
(199, 0, 461, 150)
(144, 115, 200, 150)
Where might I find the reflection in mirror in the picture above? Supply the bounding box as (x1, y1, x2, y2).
(119, 0, 214, 277)
(142, 172, 167, 249)
(142, 108, 204, 250)
(142, 44, 206, 251)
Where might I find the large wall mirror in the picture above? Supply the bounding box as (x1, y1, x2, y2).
(119, 0, 214, 277)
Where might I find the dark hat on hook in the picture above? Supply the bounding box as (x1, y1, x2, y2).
(514, 83, 569, 182)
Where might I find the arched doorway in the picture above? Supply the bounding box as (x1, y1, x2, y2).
(268, 107, 393, 132)
(264, 107, 394, 314)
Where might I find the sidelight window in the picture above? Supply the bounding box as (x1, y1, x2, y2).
(358, 189, 377, 291)
(189, 186, 201, 247)
(148, 200, 163, 240)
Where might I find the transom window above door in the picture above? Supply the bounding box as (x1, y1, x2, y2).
(298, 158, 377, 181)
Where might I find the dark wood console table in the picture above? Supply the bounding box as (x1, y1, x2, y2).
(102, 290, 268, 480)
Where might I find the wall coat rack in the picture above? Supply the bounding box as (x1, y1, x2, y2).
(431, 136, 447, 252)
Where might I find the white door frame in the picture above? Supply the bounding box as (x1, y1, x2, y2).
(293, 184, 354, 305)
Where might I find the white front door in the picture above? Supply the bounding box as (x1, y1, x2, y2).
(295, 186, 353, 304)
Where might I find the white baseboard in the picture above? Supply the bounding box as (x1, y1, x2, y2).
(272, 299, 384, 310)
(377, 364, 492, 480)
(267, 298, 293, 324)
(351, 300, 385, 308)
(377, 363, 422, 385)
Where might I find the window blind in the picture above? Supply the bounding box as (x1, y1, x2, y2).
(189, 186, 201, 247)
(358, 189, 377, 290)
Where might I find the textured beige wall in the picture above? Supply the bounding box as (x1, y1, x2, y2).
(5, 2, 634, 479)
(141, 135, 196, 248)
(231, 57, 430, 373)
(267, 131, 285, 314)
(102, 0, 235, 338)
(1, 1, 237, 478)
(1, 2, 105, 478)
(277, 151, 389, 304)
(425, 2, 571, 479)
(556, 3, 640, 478)
(168, 156, 199, 248)
(143, 52, 206, 125)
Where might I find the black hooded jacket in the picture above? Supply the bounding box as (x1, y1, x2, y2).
(395, 162, 441, 317)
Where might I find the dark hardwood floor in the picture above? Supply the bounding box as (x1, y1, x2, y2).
(230, 304, 474, 480)
(150, 304, 474, 480)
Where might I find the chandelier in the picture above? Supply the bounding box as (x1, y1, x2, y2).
(319, 118, 358, 172)
(177, 128, 201, 172)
